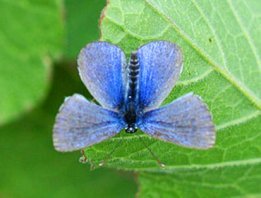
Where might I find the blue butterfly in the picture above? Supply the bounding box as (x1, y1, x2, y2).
(53, 41, 215, 152)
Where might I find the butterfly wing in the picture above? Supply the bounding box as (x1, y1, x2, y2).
(139, 93, 215, 149)
(53, 94, 124, 152)
(137, 41, 183, 111)
(78, 42, 126, 110)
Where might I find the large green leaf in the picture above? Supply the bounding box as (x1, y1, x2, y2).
(81, 0, 261, 196)
(0, 0, 63, 125)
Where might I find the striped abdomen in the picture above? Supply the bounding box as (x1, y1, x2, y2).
(127, 51, 139, 100)
(124, 51, 140, 133)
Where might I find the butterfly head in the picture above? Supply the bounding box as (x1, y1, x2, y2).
(125, 124, 138, 133)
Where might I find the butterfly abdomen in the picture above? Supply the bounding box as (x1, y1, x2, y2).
(124, 51, 140, 133)
(128, 51, 139, 99)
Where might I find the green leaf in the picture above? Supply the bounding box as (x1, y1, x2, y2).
(138, 162, 261, 197)
(64, 0, 106, 59)
(0, 0, 64, 125)
(82, 0, 261, 196)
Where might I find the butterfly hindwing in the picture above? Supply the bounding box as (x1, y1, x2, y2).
(139, 93, 215, 149)
(137, 41, 183, 111)
(53, 94, 124, 152)
(78, 42, 126, 111)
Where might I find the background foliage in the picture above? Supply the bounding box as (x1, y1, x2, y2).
(0, 0, 136, 197)
(0, 0, 260, 197)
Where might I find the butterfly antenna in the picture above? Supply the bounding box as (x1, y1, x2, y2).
(98, 136, 123, 168)
(135, 133, 165, 168)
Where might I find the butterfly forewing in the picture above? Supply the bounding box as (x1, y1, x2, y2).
(53, 94, 124, 152)
(78, 42, 126, 111)
(139, 93, 215, 149)
(137, 41, 183, 111)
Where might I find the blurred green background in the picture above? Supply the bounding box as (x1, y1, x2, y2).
(0, 1, 137, 197)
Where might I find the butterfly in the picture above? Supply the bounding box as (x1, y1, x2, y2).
(53, 41, 215, 152)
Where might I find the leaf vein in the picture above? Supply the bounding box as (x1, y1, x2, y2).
(227, 0, 261, 69)
(144, 0, 261, 109)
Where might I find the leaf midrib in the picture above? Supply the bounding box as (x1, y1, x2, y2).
(109, 157, 261, 172)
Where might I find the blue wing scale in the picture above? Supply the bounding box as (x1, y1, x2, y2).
(137, 41, 183, 111)
(78, 42, 126, 110)
(53, 94, 124, 152)
(139, 93, 215, 149)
